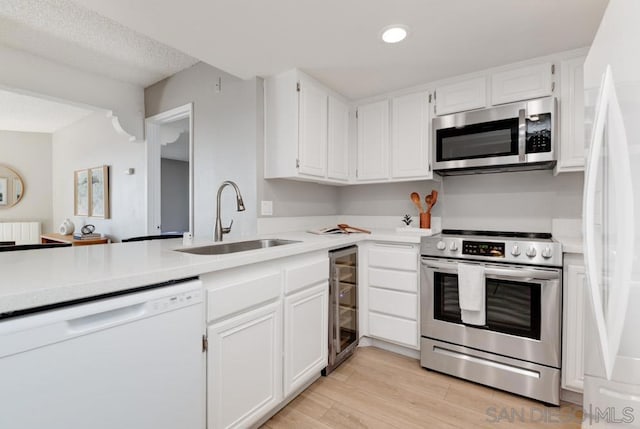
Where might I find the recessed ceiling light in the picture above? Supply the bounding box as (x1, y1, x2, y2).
(381, 26, 408, 44)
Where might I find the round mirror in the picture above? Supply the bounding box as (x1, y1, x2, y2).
(0, 165, 25, 208)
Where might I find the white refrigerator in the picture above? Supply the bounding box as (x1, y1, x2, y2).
(583, 0, 640, 427)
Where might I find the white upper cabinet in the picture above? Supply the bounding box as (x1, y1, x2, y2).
(434, 77, 486, 115)
(491, 63, 554, 105)
(556, 56, 586, 173)
(298, 77, 327, 177)
(265, 69, 349, 184)
(356, 100, 389, 181)
(391, 91, 432, 179)
(327, 95, 350, 181)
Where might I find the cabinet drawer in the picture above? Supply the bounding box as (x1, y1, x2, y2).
(285, 257, 329, 295)
(368, 268, 417, 292)
(369, 287, 417, 320)
(369, 312, 418, 349)
(207, 271, 281, 322)
(368, 244, 417, 271)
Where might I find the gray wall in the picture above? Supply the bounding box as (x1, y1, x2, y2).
(52, 112, 147, 242)
(145, 64, 583, 233)
(337, 170, 583, 232)
(161, 158, 189, 233)
(338, 180, 442, 218)
(0, 130, 53, 233)
(145, 62, 259, 240)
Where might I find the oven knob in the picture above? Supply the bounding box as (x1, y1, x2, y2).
(526, 246, 537, 257)
(436, 241, 446, 250)
(450, 242, 459, 251)
(542, 247, 553, 259)
(511, 244, 521, 256)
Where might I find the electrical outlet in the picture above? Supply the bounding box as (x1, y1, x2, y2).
(261, 200, 273, 216)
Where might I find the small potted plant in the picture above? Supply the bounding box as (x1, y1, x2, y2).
(401, 214, 413, 227)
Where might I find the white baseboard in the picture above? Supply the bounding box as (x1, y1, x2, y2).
(561, 388, 583, 406)
(358, 336, 421, 360)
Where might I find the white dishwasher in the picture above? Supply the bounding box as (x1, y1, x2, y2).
(0, 278, 205, 429)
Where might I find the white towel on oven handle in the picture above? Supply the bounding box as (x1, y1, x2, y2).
(457, 263, 486, 326)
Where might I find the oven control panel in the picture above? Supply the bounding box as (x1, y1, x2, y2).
(462, 241, 505, 258)
(421, 234, 563, 267)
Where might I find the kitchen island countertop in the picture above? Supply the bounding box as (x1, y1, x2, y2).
(0, 229, 422, 316)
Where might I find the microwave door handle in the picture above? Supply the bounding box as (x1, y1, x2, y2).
(518, 108, 526, 162)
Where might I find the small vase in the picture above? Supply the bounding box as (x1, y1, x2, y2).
(420, 213, 431, 229)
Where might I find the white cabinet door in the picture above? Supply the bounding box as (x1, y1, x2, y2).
(435, 77, 486, 115)
(562, 257, 586, 393)
(391, 91, 432, 179)
(356, 100, 389, 180)
(327, 96, 350, 181)
(491, 63, 553, 105)
(556, 57, 586, 173)
(298, 79, 328, 177)
(207, 301, 283, 429)
(283, 282, 328, 397)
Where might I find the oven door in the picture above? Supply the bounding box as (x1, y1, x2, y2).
(420, 258, 561, 368)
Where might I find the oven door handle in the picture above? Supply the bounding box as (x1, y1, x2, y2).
(421, 260, 560, 281)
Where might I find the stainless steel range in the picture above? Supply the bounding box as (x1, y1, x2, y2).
(420, 230, 563, 405)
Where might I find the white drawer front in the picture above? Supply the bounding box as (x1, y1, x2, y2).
(369, 287, 417, 320)
(207, 271, 281, 323)
(368, 268, 417, 292)
(285, 257, 329, 295)
(368, 245, 417, 271)
(369, 312, 419, 349)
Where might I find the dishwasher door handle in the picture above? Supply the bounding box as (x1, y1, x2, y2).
(66, 303, 146, 334)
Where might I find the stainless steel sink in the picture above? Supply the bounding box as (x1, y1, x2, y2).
(175, 239, 300, 255)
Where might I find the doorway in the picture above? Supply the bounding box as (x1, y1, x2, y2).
(145, 103, 193, 235)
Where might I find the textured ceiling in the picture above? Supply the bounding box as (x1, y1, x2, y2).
(0, 0, 199, 87)
(0, 89, 96, 133)
(70, 0, 609, 99)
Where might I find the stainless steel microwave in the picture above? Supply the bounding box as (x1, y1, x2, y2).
(432, 97, 557, 175)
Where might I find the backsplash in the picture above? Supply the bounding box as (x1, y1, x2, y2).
(336, 170, 583, 233)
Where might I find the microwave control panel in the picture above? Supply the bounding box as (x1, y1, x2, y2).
(462, 241, 505, 258)
(525, 113, 552, 153)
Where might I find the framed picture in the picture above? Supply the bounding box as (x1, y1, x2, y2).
(89, 166, 110, 218)
(74, 169, 89, 216)
(0, 177, 7, 206)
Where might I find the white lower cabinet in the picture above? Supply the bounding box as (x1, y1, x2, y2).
(284, 282, 328, 396)
(207, 302, 283, 429)
(362, 242, 420, 349)
(562, 253, 586, 393)
(203, 252, 329, 428)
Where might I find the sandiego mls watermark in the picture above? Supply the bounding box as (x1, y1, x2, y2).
(486, 406, 635, 425)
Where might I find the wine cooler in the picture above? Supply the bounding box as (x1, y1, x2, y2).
(323, 245, 358, 375)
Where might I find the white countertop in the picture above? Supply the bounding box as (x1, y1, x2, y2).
(0, 229, 422, 316)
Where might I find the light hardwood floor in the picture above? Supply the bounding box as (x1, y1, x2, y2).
(262, 347, 582, 429)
